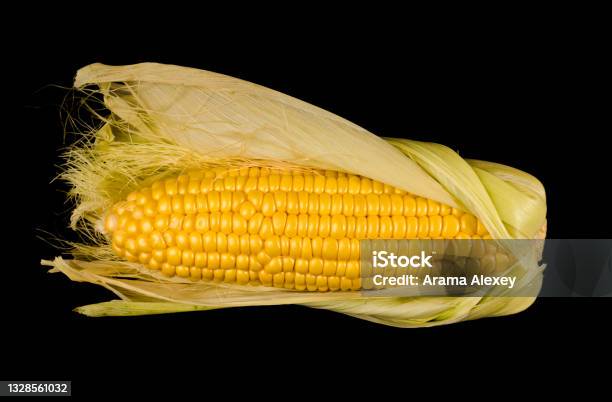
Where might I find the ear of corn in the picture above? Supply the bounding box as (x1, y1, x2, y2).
(42, 62, 547, 327)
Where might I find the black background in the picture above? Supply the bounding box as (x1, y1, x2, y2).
(4, 9, 610, 397)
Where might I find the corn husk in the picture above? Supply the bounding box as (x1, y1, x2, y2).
(43, 62, 547, 327)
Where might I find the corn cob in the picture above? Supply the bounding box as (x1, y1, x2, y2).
(104, 167, 490, 291)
